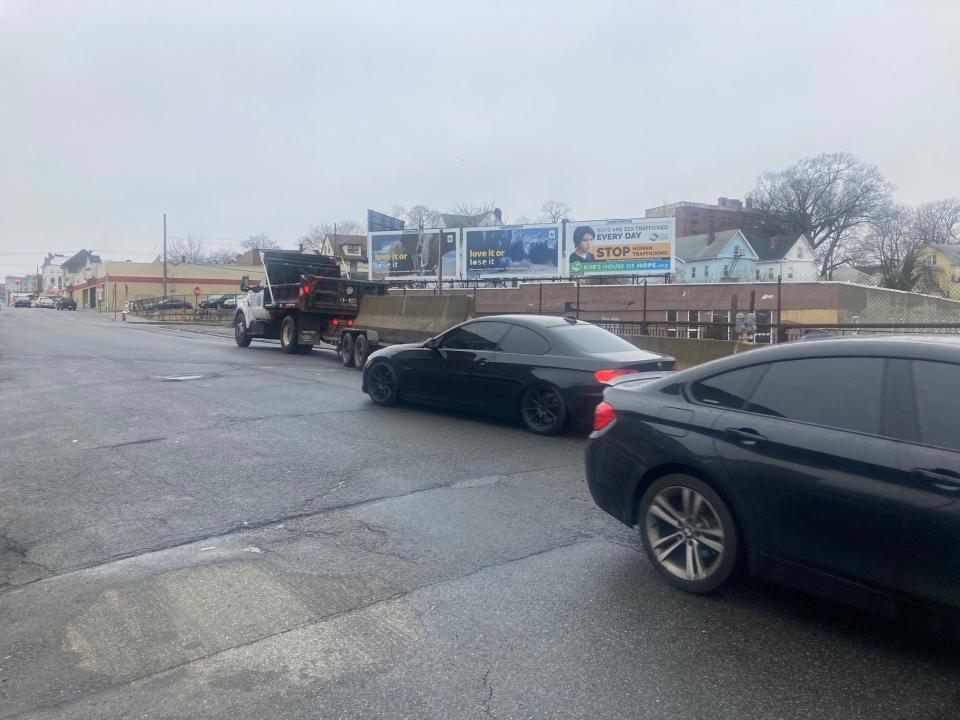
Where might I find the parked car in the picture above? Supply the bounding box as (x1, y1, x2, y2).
(14, 298, 31, 308)
(145, 298, 193, 311)
(362, 315, 676, 434)
(55, 298, 77, 311)
(586, 335, 960, 631)
(197, 294, 230, 309)
(35, 296, 56, 308)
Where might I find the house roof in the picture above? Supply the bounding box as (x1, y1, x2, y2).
(675, 230, 750, 261)
(323, 234, 365, 250)
(743, 232, 805, 261)
(930, 244, 960, 264)
(62, 249, 101, 271)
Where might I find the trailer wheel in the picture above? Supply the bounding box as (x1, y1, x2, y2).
(340, 333, 355, 366)
(353, 334, 368, 370)
(280, 315, 299, 354)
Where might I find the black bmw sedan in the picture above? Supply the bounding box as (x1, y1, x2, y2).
(361, 315, 675, 434)
(586, 335, 960, 630)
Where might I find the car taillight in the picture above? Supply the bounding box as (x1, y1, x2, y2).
(347, 319, 353, 327)
(593, 402, 616, 432)
(594, 368, 638, 384)
(332, 318, 340, 326)
(671, 362, 679, 372)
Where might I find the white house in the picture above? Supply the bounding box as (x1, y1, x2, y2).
(744, 233, 818, 282)
(41, 253, 72, 294)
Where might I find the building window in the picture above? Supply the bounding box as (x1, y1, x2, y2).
(788, 267, 794, 279)
(756, 269, 761, 280)
(733, 246, 742, 257)
(666, 310, 678, 338)
(768, 267, 775, 280)
(691, 267, 696, 279)
(711, 310, 730, 341)
(688, 310, 700, 339)
(723, 265, 730, 277)
(926, 254, 937, 266)
(704, 266, 710, 277)
(797, 247, 804, 259)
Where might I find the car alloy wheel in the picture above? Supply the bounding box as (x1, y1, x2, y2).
(520, 385, 566, 435)
(639, 474, 738, 594)
(366, 362, 398, 406)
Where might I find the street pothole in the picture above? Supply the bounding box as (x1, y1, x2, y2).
(63, 561, 424, 690)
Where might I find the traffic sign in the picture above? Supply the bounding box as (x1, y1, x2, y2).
(193, 286, 202, 298)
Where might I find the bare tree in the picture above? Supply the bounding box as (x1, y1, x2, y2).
(913, 198, 960, 246)
(206, 248, 239, 264)
(403, 206, 441, 230)
(450, 202, 498, 226)
(241, 234, 278, 251)
(540, 200, 571, 223)
(749, 153, 894, 276)
(298, 225, 325, 252)
(853, 204, 918, 289)
(168, 235, 207, 263)
(335, 219, 366, 236)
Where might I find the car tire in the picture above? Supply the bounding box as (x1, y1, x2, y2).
(234, 313, 252, 347)
(280, 315, 299, 354)
(340, 333, 355, 367)
(365, 361, 399, 406)
(519, 384, 567, 435)
(353, 334, 368, 370)
(638, 474, 739, 595)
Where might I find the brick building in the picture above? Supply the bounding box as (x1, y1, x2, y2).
(645, 197, 781, 239)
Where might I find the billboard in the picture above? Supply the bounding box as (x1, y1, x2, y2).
(367, 209, 405, 232)
(368, 229, 457, 281)
(565, 218, 675, 276)
(463, 224, 561, 279)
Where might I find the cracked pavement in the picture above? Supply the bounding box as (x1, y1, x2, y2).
(2, 308, 960, 719)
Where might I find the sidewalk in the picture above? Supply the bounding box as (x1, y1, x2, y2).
(103, 312, 235, 339)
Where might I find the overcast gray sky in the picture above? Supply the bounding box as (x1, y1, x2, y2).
(1, 0, 958, 275)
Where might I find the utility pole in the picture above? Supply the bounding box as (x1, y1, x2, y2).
(162, 212, 168, 298)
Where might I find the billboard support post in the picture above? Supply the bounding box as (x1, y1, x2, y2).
(642, 278, 648, 335)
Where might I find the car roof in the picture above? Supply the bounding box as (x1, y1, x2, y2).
(687, 334, 960, 375)
(469, 314, 589, 329)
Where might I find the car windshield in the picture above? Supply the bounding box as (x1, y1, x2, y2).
(552, 324, 639, 353)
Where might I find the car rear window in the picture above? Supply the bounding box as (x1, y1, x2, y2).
(553, 324, 639, 353)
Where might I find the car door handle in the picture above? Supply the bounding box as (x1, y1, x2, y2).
(724, 427, 766, 445)
(912, 467, 960, 491)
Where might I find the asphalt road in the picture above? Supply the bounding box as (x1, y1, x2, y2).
(1, 307, 958, 720)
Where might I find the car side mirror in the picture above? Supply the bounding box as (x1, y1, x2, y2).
(240, 275, 249, 292)
(424, 337, 439, 350)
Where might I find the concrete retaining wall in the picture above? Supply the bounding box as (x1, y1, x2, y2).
(355, 295, 475, 344)
(620, 334, 758, 369)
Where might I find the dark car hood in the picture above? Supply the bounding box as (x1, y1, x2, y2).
(371, 342, 426, 358)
